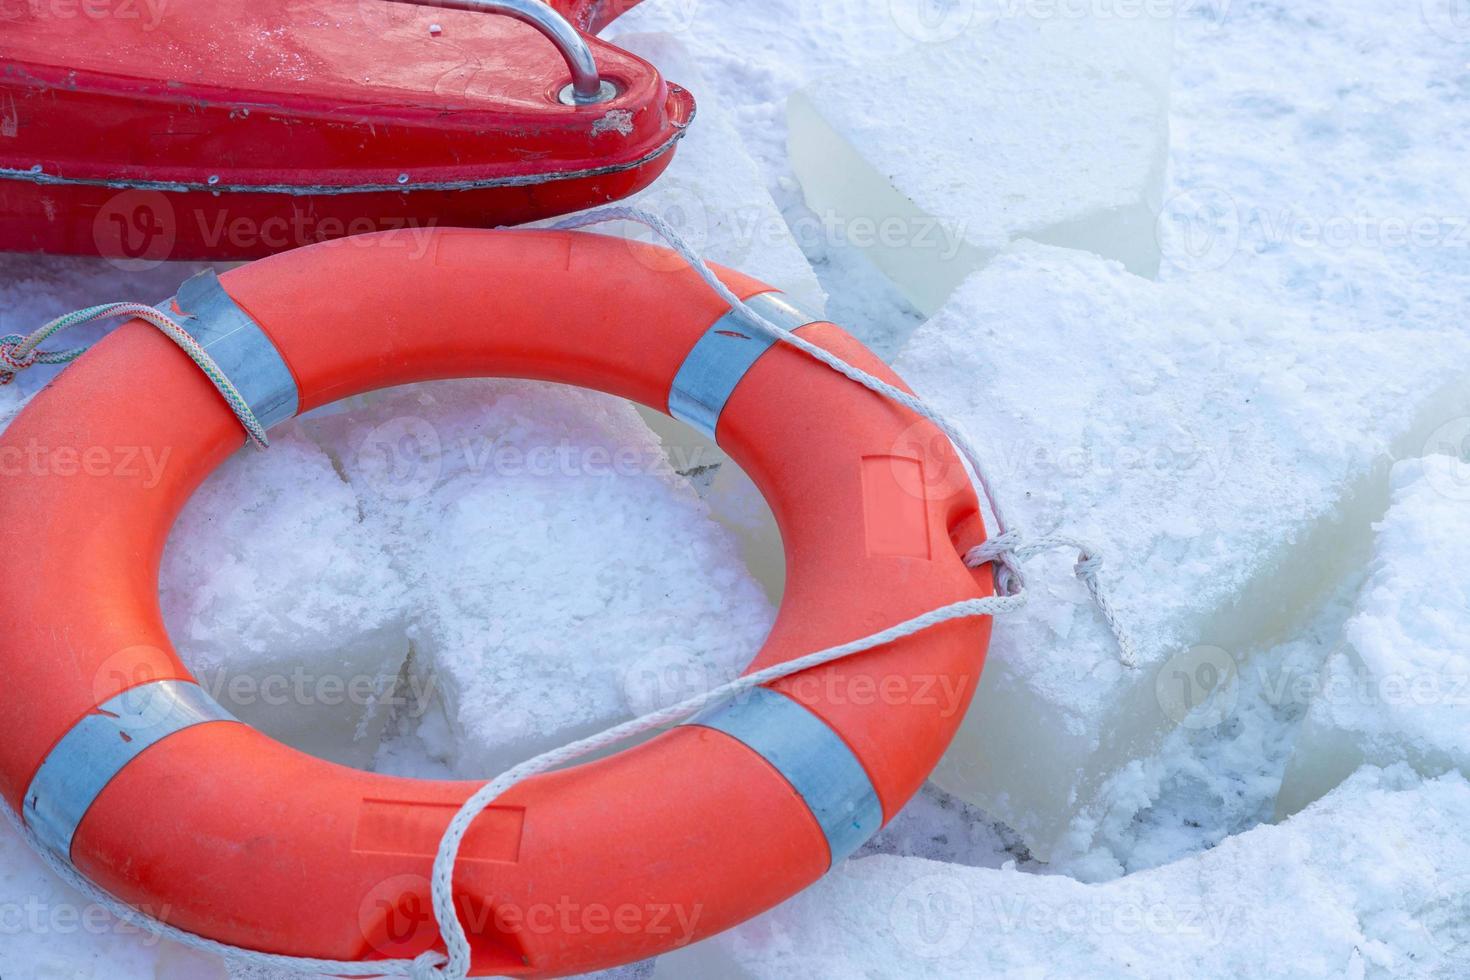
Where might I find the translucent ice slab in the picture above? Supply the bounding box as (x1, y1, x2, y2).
(893, 243, 1470, 860)
(788, 11, 1171, 314)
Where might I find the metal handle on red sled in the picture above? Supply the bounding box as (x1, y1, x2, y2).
(381, 0, 615, 104)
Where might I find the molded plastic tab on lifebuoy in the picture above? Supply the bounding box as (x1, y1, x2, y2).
(23, 681, 238, 859)
(684, 687, 883, 866)
(170, 270, 299, 431)
(667, 291, 821, 440)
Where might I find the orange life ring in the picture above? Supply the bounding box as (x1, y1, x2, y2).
(0, 228, 993, 976)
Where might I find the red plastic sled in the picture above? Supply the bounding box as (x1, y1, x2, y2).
(0, 0, 692, 262)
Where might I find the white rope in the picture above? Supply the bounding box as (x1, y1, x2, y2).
(0, 208, 1136, 980)
(552, 206, 1137, 668)
(0, 599, 1013, 980)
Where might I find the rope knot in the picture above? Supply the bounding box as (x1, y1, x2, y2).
(409, 951, 452, 980)
(0, 302, 269, 447)
(963, 530, 1134, 668)
(0, 334, 38, 382)
(963, 530, 1027, 599)
(1073, 551, 1104, 581)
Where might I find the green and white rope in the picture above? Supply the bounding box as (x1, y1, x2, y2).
(0, 301, 269, 448)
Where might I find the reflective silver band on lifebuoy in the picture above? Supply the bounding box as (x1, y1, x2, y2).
(23, 681, 239, 859)
(170, 269, 299, 430)
(668, 291, 824, 441)
(683, 687, 883, 867)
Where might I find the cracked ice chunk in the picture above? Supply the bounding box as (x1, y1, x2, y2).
(892, 243, 1470, 861)
(307, 380, 775, 778)
(1277, 458, 1470, 817)
(789, 11, 1171, 314)
(160, 428, 412, 770)
(653, 766, 1470, 978)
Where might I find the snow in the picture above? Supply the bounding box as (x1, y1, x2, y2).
(1160, 0, 1470, 323)
(651, 766, 1470, 979)
(895, 241, 1470, 861)
(612, 0, 944, 180)
(1278, 458, 1470, 817)
(789, 7, 1172, 313)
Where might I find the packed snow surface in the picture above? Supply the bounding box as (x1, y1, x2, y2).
(654, 767, 1470, 978)
(2, 0, 1469, 977)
